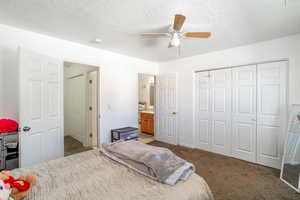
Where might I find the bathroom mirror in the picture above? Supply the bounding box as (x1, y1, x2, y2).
(138, 74, 155, 108)
(280, 104, 300, 193)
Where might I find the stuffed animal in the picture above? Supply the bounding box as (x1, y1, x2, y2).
(0, 180, 12, 200)
(0, 171, 37, 200)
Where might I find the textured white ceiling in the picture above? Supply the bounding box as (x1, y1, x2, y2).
(0, 0, 299, 62)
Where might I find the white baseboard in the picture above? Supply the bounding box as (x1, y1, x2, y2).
(179, 142, 194, 149)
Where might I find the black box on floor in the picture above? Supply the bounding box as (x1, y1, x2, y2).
(111, 127, 139, 142)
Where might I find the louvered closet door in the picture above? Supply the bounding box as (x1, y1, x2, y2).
(211, 69, 232, 156)
(195, 71, 212, 151)
(232, 65, 257, 162)
(257, 61, 287, 169)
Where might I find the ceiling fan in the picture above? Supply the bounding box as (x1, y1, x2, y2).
(141, 14, 211, 50)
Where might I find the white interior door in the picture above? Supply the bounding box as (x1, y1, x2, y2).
(195, 71, 212, 151)
(88, 71, 98, 147)
(257, 61, 287, 169)
(19, 48, 63, 167)
(211, 69, 232, 156)
(157, 73, 178, 145)
(232, 65, 257, 162)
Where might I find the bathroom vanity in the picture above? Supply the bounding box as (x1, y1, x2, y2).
(140, 111, 154, 135)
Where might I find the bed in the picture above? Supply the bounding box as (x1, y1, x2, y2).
(11, 150, 214, 200)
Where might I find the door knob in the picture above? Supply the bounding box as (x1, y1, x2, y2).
(172, 112, 177, 115)
(23, 126, 31, 132)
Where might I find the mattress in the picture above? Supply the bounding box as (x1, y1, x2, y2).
(11, 150, 214, 200)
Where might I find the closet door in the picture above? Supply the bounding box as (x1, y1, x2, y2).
(257, 61, 287, 169)
(195, 71, 212, 151)
(232, 65, 257, 162)
(211, 69, 232, 156)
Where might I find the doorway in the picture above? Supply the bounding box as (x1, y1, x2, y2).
(138, 74, 156, 144)
(64, 62, 99, 156)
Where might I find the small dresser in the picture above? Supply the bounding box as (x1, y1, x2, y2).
(0, 132, 19, 170)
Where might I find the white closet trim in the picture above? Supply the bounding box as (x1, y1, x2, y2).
(194, 58, 288, 73)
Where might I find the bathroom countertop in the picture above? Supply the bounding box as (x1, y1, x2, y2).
(140, 110, 154, 114)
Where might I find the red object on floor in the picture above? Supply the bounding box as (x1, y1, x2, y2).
(0, 119, 19, 133)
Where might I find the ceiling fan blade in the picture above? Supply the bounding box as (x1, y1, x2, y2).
(173, 14, 186, 31)
(141, 33, 170, 38)
(183, 32, 211, 38)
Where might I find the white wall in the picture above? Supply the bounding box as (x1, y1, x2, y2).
(0, 52, 3, 116)
(159, 34, 300, 147)
(0, 49, 17, 119)
(0, 24, 158, 144)
(0, 47, 19, 120)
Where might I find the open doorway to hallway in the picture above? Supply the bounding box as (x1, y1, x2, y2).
(138, 73, 156, 144)
(64, 62, 99, 156)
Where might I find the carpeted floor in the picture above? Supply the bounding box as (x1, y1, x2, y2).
(149, 141, 300, 200)
(64, 136, 93, 156)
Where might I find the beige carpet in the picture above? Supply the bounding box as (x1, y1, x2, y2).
(149, 141, 300, 200)
(64, 136, 93, 156)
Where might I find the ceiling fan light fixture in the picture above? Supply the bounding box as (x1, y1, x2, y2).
(170, 33, 180, 47)
(140, 14, 211, 52)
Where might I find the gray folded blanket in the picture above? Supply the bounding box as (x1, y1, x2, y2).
(101, 140, 195, 185)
